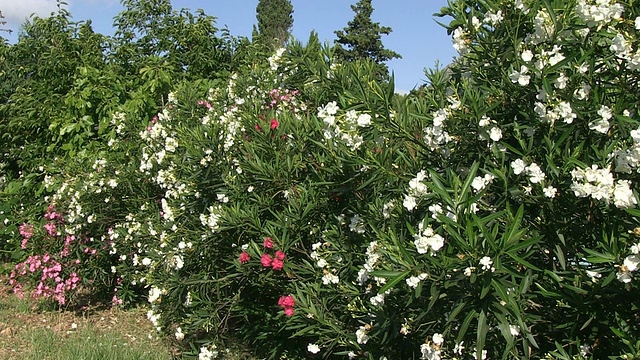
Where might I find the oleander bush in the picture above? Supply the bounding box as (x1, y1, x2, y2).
(3, 0, 640, 359)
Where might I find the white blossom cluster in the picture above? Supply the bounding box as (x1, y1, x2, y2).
(420, 333, 444, 360)
(147, 306, 162, 331)
(533, 100, 576, 125)
(511, 159, 546, 184)
(405, 273, 428, 289)
(452, 27, 470, 56)
(617, 243, 640, 283)
(107, 112, 127, 148)
(200, 205, 223, 233)
(357, 241, 382, 286)
(423, 106, 453, 154)
(268, 48, 287, 71)
(471, 173, 496, 193)
(198, 344, 219, 360)
(310, 241, 340, 286)
(588, 105, 613, 134)
(571, 164, 637, 208)
(403, 170, 429, 211)
(215, 106, 243, 152)
(477, 115, 502, 142)
(575, 0, 624, 28)
(614, 125, 640, 174)
(317, 101, 372, 151)
(355, 325, 370, 345)
(525, 10, 555, 45)
(413, 222, 445, 256)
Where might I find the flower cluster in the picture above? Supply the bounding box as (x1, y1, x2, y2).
(477, 115, 502, 143)
(309, 241, 340, 286)
(403, 170, 429, 211)
(268, 48, 287, 71)
(511, 159, 546, 184)
(575, 0, 624, 28)
(424, 105, 454, 154)
(9, 208, 86, 305)
(471, 173, 495, 193)
(413, 223, 445, 256)
(198, 344, 219, 360)
(615, 125, 640, 174)
(317, 101, 373, 151)
(571, 165, 637, 208)
(258, 238, 286, 271)
(617, 243, 640, 283)
(278, 295, 295, 316)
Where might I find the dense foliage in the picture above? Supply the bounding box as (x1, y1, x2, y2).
(2, 0, 640, 359)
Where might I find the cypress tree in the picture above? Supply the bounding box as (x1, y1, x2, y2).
(334, 0, 401, 64)
(254, 0, 294, 49)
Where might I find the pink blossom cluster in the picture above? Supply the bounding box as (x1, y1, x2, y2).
(10, 206, 88, 306)
(10, 254, 81, 305)
(43, 205, 63, 237)
(19, 223, 34, 238)
(260, 237, 286, 271)
(278, 295, 295, 316)
(239, 251, 250, 264)
(238, 237, 287, 271)
(261, 251, 286, 270)
(146, 115, 159, 133)
(197, 100, 213, 109)
(19, 223, 34, 249)
(44, 204, 64, 222)
(112, 277, 123, 305)
(265, 88, 299, 110)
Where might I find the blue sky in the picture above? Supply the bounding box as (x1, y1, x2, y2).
(0, 0, 456, 92)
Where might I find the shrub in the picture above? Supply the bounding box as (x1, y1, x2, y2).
(5, 1, 640, 359)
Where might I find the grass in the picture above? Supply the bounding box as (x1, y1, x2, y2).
(0, 264, 260, 360)
(0, 265, 177, 360)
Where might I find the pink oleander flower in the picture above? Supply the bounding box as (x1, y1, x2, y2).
(112, 295, 123, 305)
(264, 237, 274, 248)
(255, 124, 262, 132)
(278, 295, 295, 316)
(261, 254, 272, 267)
(270, 118, 279, 130)
(275, 250, 285, 260)
(239, 252, 250, 264)
(271, 257, 283, 271)
(44, 222, 58, 236)
(19, 223, 34, 239)
(284, 307, 294, 316)
(278, 295, 295, 308)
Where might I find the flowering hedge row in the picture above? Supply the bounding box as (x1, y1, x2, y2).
(3, 0, 640, 359)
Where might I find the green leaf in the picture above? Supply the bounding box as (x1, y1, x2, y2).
(477, 310, 488, 356)
(377, 270, 411, 294)
(506, 251, 542, 271)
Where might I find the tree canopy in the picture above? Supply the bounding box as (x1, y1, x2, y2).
(334, 0, 401, 65)
(254, 0, 294, 49)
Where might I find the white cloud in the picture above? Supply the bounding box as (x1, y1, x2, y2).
(0, 0, 63, 24)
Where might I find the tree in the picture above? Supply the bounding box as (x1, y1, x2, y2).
(334, 0, 401, 66)
(112, 0, 236, 82)
(254, 0, 293, 49)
